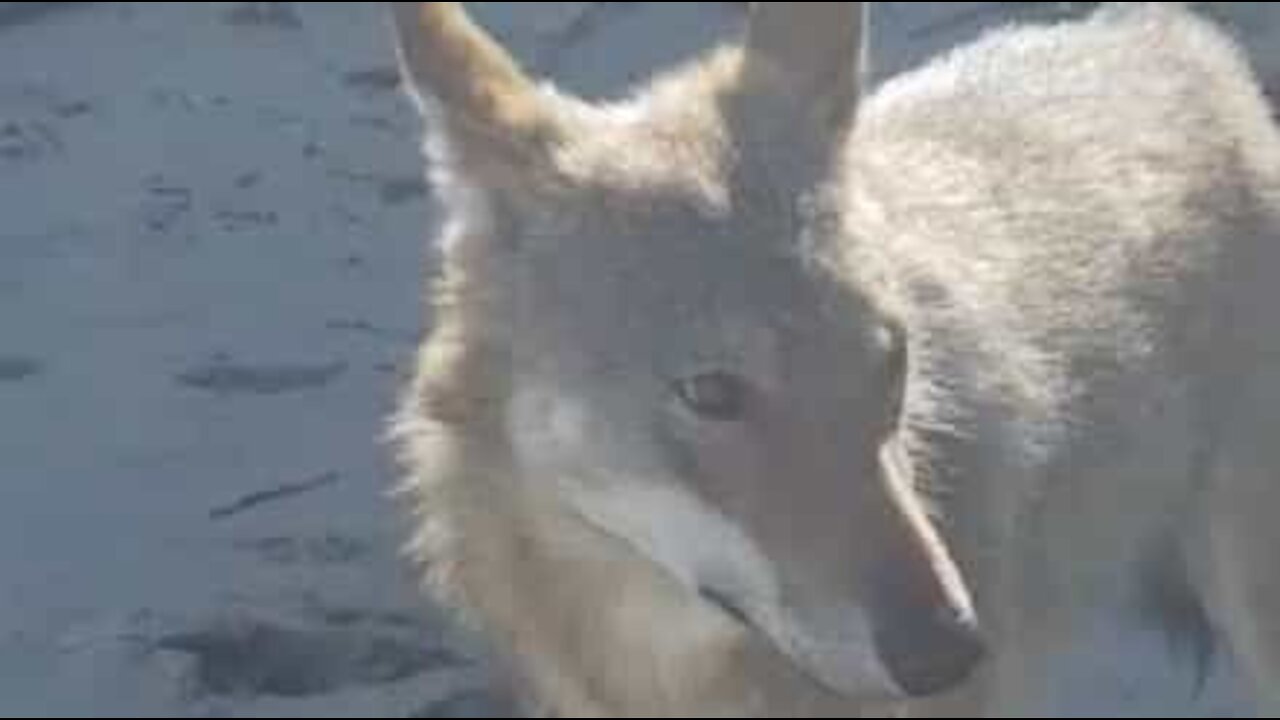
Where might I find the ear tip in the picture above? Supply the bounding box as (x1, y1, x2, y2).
(387, 0, 565, 177)
(742, 1, 868, 127)
(391, 2, 458, 27)
(746, 2, 868, 59)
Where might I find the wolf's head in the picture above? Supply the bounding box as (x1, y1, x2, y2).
(391, 2, 984, 702)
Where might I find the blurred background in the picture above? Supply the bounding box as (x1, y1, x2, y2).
(1, 3, 1276, 717)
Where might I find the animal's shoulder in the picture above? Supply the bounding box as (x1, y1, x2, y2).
(861, 5, 1267, 150)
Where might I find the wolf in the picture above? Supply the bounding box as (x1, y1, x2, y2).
(386, 2, 1280, 716)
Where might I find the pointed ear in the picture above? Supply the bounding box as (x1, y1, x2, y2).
(388, 2, 566, 186)
(741, 2, 869, 130)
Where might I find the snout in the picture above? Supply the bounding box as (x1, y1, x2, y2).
(872, 597, 986, 698)
(867, 544, 988, 698)
(865, 449, 988, 697)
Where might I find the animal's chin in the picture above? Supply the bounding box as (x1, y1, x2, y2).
(695, 586, 904, 706)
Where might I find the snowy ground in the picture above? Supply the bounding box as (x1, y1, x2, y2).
(0, 3, 1275, 717)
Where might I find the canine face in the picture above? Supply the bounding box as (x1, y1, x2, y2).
(391, 2, 984, 702)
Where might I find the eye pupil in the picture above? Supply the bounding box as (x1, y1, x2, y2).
(676, 372, 750, 421)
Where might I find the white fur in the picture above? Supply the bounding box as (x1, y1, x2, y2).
(507, 385, 899, 700)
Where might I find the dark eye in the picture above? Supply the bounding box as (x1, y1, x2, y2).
(674, 371, 751, 422)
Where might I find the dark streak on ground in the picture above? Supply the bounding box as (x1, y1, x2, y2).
(411, 691, 521, 718)
(235, 534, 371, 566)
(533, 2, 643, 76)
(0, 356, 44, 383)
(176, 359, 347, 396)
(209, 471, 341, 521)
(379, 176, 430, 206)
(325, 318, 418, 345)
(223, 2, 302, 30)
(0, 2, 93, 30)
(156, 613, 462, 699)
(345, 66, 403, 93)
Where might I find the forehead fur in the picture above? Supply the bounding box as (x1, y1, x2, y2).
(554, 48, 747, 203)
(558, 45, 851, 204)
(423, 34, 879, 386)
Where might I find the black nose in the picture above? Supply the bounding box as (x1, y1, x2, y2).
(873, 603, 987, 698)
